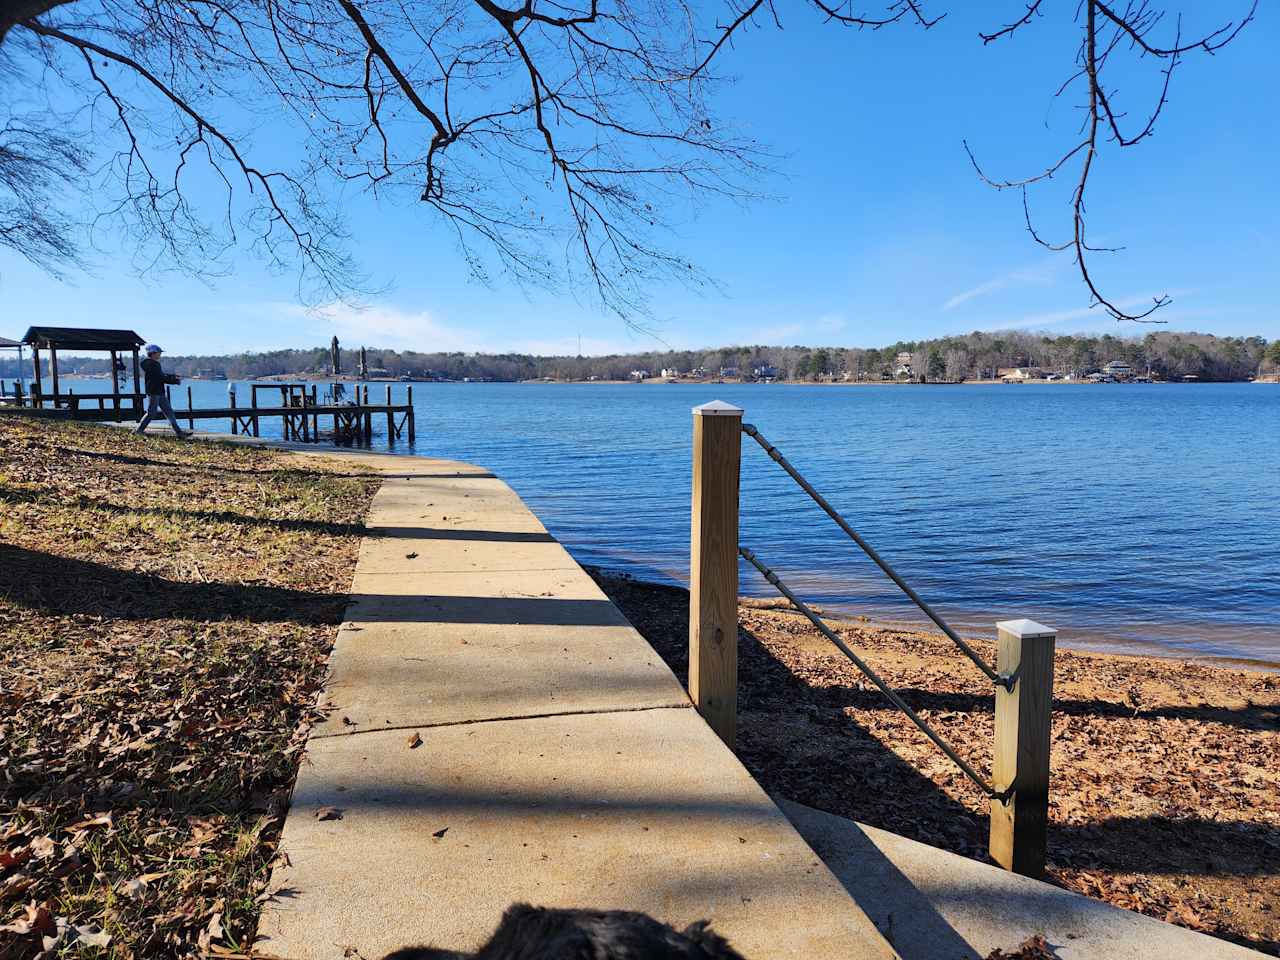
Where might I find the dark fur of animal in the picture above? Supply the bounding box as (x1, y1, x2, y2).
(381, 903, 748, 960)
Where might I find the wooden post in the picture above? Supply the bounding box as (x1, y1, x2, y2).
(230, 386, 238, 435)
(385, 384, 394, 443)
(689, 400, 743, 748)
(49, 345, 60, 406)
(110, 350, 121, 420)
(407, 385, 415, 443)
(31, 346, 43, 408)
(363, 384, 372, 442)
(131, 349, 141, 420)
(187, 385, 194, 429)
(311, 384, 319, 440)
(990, 618, 1056, 878)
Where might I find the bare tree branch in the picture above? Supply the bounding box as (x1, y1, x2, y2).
(967, 1, 1255, 322)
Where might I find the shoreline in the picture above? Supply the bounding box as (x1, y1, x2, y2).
(517, 377, 1263, 386)
(12, 378, 1269, 389)
(588, 567, 1280, 674)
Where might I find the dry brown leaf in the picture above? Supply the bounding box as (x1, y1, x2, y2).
(73, 925, 112, 949)
(0, 847, 31, 870)
(0, 901, 57, 937)
(314, 807, 343, 821)
(63, 812, 113, 833)
(406, 731, 423, 749)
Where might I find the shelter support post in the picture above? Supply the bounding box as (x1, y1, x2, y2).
(31, 346, 43, 408)
(110, 351, 121, 420)
(49, 346, 60, 405)
(131, 350, 141, 420)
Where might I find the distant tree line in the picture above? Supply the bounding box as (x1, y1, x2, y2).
(4, 330, 1278, 383)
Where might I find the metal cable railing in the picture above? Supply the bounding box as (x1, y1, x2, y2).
(741, 422, 1011, 691)
(740, 546, 1012, 803)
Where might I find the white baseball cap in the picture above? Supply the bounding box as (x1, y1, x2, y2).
(144, 343, 163, 355)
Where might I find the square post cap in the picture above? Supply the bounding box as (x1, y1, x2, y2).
(996, 618, 1057, 639)
(693, 400, 743, 417)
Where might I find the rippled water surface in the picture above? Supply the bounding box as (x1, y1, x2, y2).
(41, 379, 1280, 666)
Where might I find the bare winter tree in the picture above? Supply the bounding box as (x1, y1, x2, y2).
(964, 1, 1257, 321)
(0, 0, 1256, 318)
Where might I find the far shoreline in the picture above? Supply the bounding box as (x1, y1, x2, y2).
(514, 376, 1271, 387)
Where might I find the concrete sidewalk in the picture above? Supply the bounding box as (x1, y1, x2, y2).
(255, 454, 898, 960)
(783, 800, 1267, 960)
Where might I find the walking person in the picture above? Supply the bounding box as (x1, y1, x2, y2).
(135, 344, 189, 438)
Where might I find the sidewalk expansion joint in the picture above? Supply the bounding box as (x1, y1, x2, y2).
(310, 701, 694, 740)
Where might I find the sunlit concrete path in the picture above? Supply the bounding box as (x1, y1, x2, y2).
(783, 801, 1268, 960)
(253, 450, 898, 960)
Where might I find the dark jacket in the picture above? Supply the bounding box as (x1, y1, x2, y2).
(141, 357, 178, 396)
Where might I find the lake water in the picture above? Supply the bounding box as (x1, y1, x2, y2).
(16, 378, 1279, 667)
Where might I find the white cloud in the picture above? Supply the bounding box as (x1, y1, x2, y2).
(988, 289, 1199, 332)
(942, 258, 1066, 311)
(260, 301, 649, 356)
(748, 322, 805, 344)
(300, 303, 479, 352)
(504, 335, 642, 356)
(746, 313, 848, 345)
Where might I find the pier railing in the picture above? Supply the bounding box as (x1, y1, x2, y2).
(689, 400, 1056, 878)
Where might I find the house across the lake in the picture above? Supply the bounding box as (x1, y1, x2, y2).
(1103, 360, 1135, 379)
(998, 366, 1045, 381)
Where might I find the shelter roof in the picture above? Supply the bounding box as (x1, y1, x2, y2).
(21, 327, 145, 351)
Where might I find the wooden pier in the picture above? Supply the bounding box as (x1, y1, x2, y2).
(2, 379, 415, 448)
(2, 326, 415, 448)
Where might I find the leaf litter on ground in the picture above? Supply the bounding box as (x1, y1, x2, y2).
(591, 570, 1280, 957)
(0, 419, 379, 958)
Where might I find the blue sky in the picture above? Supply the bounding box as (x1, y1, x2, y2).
(3, 3, 1275, 355)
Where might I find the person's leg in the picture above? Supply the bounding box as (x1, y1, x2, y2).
(157, 394, 187, 435)
(135, 394, 159, 434)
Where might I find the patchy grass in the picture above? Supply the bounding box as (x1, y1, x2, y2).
(0, 419, 379, 959)
(592, 571, 1280, 957)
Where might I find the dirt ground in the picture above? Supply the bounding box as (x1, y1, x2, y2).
(0, 420, 378, 958)
(592, 570, 1280, 956)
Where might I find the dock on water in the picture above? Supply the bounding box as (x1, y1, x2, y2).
(1, 327, 414, 448)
